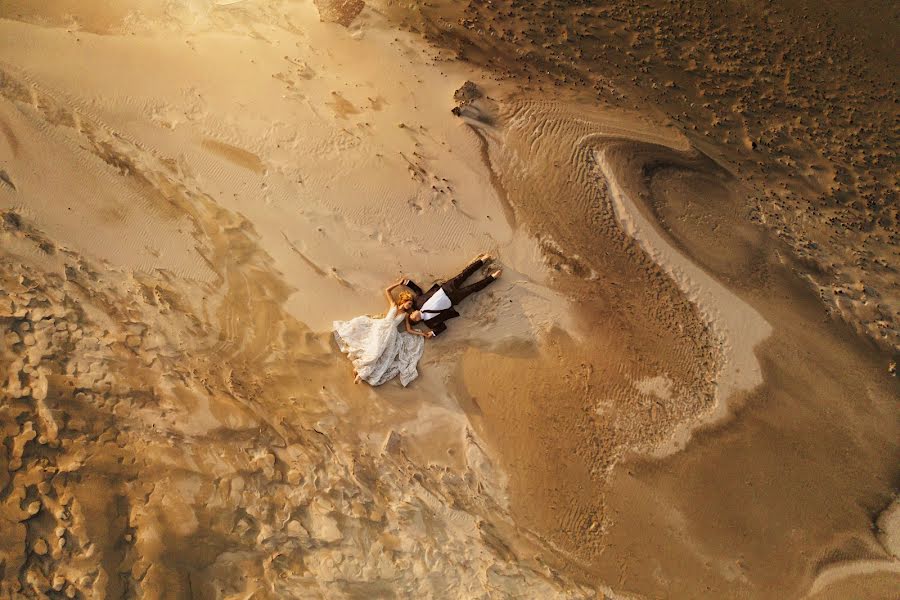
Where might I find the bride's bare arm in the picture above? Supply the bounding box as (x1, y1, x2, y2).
(384, 278, 404, 306)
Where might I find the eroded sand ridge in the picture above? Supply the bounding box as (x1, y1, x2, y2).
(1, 0, 898, 598)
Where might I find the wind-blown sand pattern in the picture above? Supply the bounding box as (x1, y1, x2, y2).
(1, 0, 898, 598)
(597, 146, 772, 453)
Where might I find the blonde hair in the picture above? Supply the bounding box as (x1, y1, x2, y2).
(397, 291, 415, 306)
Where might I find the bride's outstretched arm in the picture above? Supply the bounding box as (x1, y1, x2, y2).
(384, 278, 404, 306)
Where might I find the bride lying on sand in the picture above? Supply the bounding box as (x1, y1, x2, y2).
(333, 279, 433, 387)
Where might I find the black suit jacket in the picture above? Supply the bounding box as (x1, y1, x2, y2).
(405, 280, 459, 336)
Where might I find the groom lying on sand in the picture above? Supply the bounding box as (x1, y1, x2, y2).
(404, 253, 502, 337)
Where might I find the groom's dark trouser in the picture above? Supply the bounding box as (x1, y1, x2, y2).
(443, 258, 495, 305)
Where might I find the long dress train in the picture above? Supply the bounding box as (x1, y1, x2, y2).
(333, 305, 425, 387)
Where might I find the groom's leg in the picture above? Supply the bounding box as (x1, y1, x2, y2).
(444, 258, 485, 292)
(447, 274, 496, 305)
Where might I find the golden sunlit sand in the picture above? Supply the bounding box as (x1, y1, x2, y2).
(1, 0, 897, 598)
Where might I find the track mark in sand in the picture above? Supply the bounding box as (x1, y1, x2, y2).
(281, 231, 352, 288)
(327, 91, 360, 119)
(0, 169, 15, 191)
(396, 151, 471, 218)
(201, 138, 265, 174)
(0, 117, 19, 155)
(467, 124, 517, 229)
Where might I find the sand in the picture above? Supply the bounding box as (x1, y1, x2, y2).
(1, 0, 898, 598)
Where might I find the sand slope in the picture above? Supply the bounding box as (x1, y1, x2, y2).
(0, 1, 587, 597)
(1, 0, 898, 598)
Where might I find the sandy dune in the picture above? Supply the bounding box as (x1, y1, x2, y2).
(1, 0, 898, 598)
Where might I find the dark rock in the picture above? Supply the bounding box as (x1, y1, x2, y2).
(453, 81, 483, 105)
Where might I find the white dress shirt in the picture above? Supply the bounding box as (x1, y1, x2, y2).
(420, 287, 452, 315)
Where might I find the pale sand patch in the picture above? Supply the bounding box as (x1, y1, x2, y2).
(0, 6, 571, 335)
(804, 559, 900, 599)
(877, 498, 900, 558)
(597, 148, 772, 455)
(0, 83, 212, 280)
(633, 375, 673, 401)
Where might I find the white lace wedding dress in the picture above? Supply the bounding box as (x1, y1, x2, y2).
(333, 305, 425, 387)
